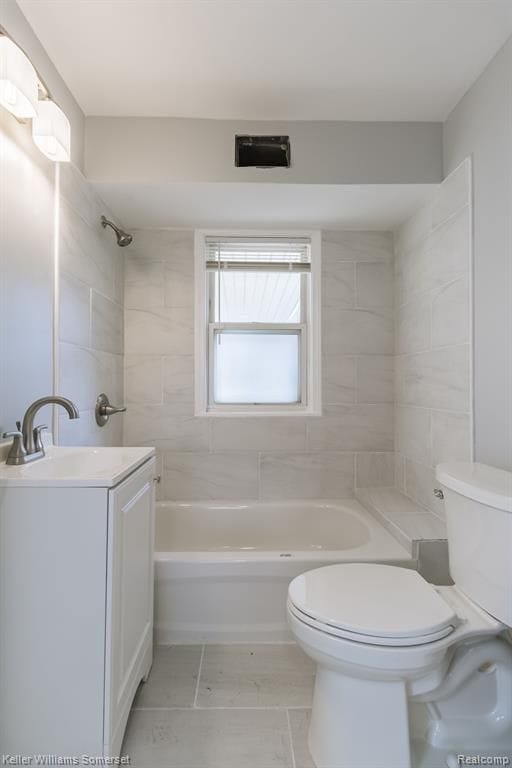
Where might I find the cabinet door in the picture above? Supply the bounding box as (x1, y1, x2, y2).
(104, 458, 156, 754)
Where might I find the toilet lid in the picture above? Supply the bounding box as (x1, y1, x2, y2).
(288, 563, 457, 642)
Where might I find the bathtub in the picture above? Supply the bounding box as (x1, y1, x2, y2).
(154, 498, 413, 643)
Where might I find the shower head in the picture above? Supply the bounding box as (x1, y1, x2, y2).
(101, 215, 133, 247)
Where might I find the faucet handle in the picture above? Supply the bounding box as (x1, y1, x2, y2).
(2, 429, 23, 439)
(33, 424, 48, 453)
(2, 430, 27, 464)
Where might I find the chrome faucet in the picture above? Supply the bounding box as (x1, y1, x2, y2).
(2, 395, 79, 465)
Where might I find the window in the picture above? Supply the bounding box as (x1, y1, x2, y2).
(195, 232, 321, 415)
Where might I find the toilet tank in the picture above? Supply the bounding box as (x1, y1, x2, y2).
(436, 462, 512, 626)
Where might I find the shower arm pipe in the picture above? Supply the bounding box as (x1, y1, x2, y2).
(0, 24, 54, 106)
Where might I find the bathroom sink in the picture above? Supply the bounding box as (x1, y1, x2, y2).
(0, 445, 155, 487)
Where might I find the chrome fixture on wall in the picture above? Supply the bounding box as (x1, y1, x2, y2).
(95, 393, 127, 426)
(2, 395, 79, 465)
(100, 215, 133, 247)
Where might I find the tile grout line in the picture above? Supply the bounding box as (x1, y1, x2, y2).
(286, 709, 297, 768)
(193, 645, 205, 708)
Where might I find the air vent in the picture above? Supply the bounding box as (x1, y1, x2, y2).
(235, 135, 290, 168)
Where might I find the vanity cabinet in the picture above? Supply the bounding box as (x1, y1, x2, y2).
(0, 450, 156, 757)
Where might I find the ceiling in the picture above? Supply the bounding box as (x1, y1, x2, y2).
(92, 181, 436, 230)
(17, 1, 512, 121)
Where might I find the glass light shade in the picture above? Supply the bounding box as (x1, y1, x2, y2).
(0, 36, 39, 118)
(32, 99, 71, 162)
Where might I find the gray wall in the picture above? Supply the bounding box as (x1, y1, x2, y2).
(443, 36, 512, 471)
(123, 229, 395, 501)
(0, 109, 54, 434)
(85, 117, 442, 185)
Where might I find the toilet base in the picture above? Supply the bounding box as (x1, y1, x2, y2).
(308, 667, 411, 768)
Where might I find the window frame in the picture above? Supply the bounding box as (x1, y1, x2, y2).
(194, 229, 322, 417)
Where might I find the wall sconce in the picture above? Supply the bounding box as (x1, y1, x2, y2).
(0, 35, 39, 118)
(0, 26, 71, 162)
(32, 99, 71, 162)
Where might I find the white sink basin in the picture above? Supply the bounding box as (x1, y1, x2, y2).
(0, 446, 155, 487)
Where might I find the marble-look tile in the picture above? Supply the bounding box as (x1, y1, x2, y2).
(129, 229, 194, 263)
(288, 709, 315, 768)
(197, 644, 315, 707)
(91, 291, 123, 354)
(165, 261, 195, 308)
(322, 355, 356, 404)
(396, 293, 431, 354)
(321, 260, 354, 308)
(399, 345, 470, 411)
(307, 404, 393, 451)
(357, 355, 393, 403)
(125, 307, 193, 355)
(125, 355, 163, 404)
(395, 452, 406, 492)
(125, 258, 164, 309)
(431, 410, 471, 465)
(59, 272, 90, 347)
(356, 262, 393, 309)
(212, 417, 307, 452)
(133, 645, 202, 708)
(431, 275, 470, 348)
(122, 708, 292, 768)
(259, 452, 354, 499)
(59, 343, 120, 412)
(356, 487, 447, 551)
(162, 452, 259, 499)
(394, 202, 433, 257)
(59, 198, 115, 298)
(58, 403, 123, 448)
(322, 308, 393, 355)
(395, 405, 431, 466)
(59, 163, 104, 229)
(163, 355, 194, 403)
(405, 459, 446, 518)
(355, 452, 394, 487)
(431, 160, 470, 228)
(124, 405, 210, 450)
(321, 231, 393, 262)
(396, 207, 470, 306)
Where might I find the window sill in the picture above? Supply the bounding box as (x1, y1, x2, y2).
(195, 408, 323, 418)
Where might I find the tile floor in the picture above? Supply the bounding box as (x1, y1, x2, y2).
(122, 643, 316, 768)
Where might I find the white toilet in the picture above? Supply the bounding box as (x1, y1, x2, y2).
(287, 462, 512, 768)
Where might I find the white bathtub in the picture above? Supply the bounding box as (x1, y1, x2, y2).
(154, 499, 413, 643)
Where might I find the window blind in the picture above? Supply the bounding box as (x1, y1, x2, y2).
(205, 236, 311, 272)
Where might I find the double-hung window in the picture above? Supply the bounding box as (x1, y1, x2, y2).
(195, 232, 321, 415)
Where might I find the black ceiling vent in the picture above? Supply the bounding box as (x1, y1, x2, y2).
(235, 135, 290, 168)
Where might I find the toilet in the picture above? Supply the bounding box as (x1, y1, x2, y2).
(287, 462, 512, 768)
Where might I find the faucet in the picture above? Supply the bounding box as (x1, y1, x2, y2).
(2, 395, 80, 465)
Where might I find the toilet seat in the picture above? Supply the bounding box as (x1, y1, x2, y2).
(288, 563, 459, 647)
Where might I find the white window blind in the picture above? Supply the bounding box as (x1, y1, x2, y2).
(205, 236, 311, 272)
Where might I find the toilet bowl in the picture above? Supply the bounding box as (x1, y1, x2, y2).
(287, 462, 512, 768)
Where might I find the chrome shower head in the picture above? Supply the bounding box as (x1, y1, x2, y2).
(101, 215, 133, 247)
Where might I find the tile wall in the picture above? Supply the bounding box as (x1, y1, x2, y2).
(394, 160, 472, 517)
(57, 164, 125, 446)
(123, 230, 395, 500)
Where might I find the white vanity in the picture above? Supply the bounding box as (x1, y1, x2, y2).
(0, 446, 157, 756)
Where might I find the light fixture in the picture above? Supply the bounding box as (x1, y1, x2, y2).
(0, 27, 71, 162)
(0, 35, 39, 118)
(32, 99, 71, 162)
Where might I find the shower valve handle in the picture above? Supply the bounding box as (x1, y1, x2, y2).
(95, 393, 127, 427)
